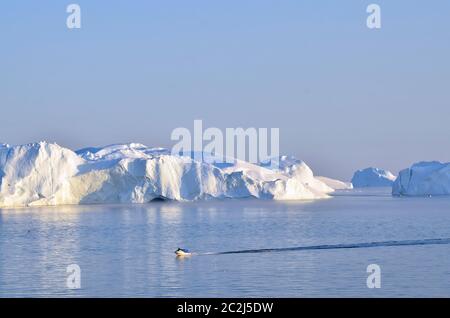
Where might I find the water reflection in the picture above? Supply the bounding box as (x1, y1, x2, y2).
(2, 196, 450, 297)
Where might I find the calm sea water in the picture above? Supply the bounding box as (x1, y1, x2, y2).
(1, 188, 450, 297)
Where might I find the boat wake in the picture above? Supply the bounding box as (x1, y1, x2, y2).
(198, 238, 450, 256)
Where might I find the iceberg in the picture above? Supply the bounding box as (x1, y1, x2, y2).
(392, 161, 450, 196)
(316, 176, 353, 190)
(351, 167, 396, 188)
(0, 142, 333, 208)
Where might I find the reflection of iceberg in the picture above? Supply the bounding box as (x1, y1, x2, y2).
(351, 167, 396, 188)
(393, 161, 450, 196)
(0, 142, 333, 208)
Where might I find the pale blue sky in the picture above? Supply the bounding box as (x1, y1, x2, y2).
(1, 1, 449, 180)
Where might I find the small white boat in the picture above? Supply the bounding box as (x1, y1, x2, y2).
(175, 248, 192, 257)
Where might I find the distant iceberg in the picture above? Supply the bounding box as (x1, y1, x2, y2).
(0, 142, 333, 208)
(351, 167, 396, 188)
(393, 161, 450, 196)
(316, 176, 353, 190)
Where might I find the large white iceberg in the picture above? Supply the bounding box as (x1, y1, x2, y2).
(0, 142, 333, 208)
(392, 161, 450, 196)
(351, 167, 396, 188)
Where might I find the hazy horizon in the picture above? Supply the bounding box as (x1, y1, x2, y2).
(2, 1, 449, 180)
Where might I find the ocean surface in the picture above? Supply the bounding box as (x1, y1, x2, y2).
(1, 188, 450, 297)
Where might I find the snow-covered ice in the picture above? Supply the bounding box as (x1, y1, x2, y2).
(351, 167, 396, 188)
(392, 161, 450, 196)
(0, 142, 333, 208)
(316, 176, 353, 190)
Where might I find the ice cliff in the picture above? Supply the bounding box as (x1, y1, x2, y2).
(0, 142, 333, 208)
(392, 161, 450, 196)
(351, 167, 396, 188)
